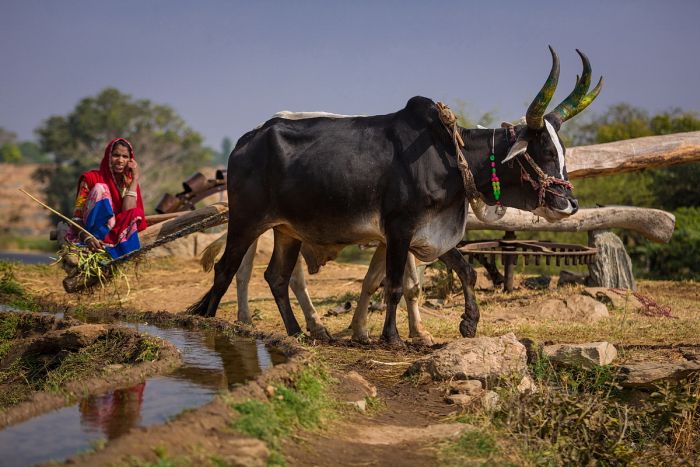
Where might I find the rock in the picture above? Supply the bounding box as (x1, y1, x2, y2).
(517, 375, 537, 394)
(616, 361, 700, 388)
(405, 333, 528, 383)
(222, 438, 270, 467)
(336, 371, 377, 409)
(564, 295, 610, 323)
(480, 391, 500, 411)
(588, 231, 636, 290)
(474, 268, 494, 290)
(325, 301, 353, 317)
(349, 399, 367, 412)
(523, 275, 551, 290)
(557, 270, 588, 287)
(264, 385, 276, 397)
(521, 295, 609, 323)
(449, 379, 483, 395)
(582, 287, 645, 312)
(445, 394, 475, 407)
(543, 341, 618, 369)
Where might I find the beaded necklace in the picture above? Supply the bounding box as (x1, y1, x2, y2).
(489, 130, 501, 205)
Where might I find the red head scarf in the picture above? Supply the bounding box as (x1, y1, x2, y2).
(79, 137, 148, 231)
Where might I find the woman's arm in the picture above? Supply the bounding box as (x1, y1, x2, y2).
(122, 159, 140, 211)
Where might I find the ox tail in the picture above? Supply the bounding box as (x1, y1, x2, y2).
(200, 233, 227, 272)
(186, 290, 213, 316)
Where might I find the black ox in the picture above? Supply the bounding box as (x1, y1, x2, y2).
(188, 47, 602, 344)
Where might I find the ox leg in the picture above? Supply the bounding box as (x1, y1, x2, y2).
(289, 256, 332, 341)
(439, 248, 480, 338)
(351, 244, 387, 344)
(381, 235, 411, 346)
(265, 230, 304, 336)
(404, 253, 434, 346)
(187, 225, 262, 318)
(235, 238, 259, 324)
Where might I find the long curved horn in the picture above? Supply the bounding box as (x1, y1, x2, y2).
(526, 46, 560, 129)
(550, 49, 602, 122)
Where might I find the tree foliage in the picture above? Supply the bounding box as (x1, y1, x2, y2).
(567, 104, 700, 279)
(33, 88, 213, 217)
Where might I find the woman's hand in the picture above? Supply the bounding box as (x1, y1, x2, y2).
(85, 236, 105, 252)
(127, 159, 140, 182)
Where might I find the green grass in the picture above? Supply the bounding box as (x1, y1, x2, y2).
(0, 329, 162, 408)
(227, 365, 336, 465)
(439, 429, 502, 466)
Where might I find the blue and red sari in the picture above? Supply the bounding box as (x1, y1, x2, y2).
(69, 138, 148, 259)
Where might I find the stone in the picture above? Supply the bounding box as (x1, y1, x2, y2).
(349, 399, 367, 412)
(517, 375, 537, 394)
(336, 371, 377, 410)
(523, 275, 551, 290)
(449, 379, 483, 395)
(521, 295, 609, 324)
(445, 394, 475, 407)
(474, 268, 494, 290)
(557, 270, 589, 287)
(616, 361, 700, 388)
(588, 231, 636, 290)
(543, 341, 618, 369)
(564, 295, 610, 323)
(582, 287, 645, 312)
(480, 391, 500, 412)
(405, 333, 528, 383)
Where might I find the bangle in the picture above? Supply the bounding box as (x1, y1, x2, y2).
(125, 191, 137, 198)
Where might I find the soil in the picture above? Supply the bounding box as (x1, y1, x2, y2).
(6, 256, 700, 465)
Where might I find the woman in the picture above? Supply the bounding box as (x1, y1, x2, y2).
(69, 137, 148, 258)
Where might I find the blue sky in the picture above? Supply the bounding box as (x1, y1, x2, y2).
(2, 0, 699, 149)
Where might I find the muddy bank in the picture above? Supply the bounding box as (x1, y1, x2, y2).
(60, 309, 310, 466)
(0, 310, 181, 429)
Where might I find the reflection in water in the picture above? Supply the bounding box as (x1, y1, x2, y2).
(0, 321, 286, 467)
(79, 383, 145, 440)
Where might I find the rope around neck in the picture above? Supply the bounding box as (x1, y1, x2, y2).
(436, 102, 480, 201)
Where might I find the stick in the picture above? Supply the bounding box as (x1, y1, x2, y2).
(18, 188, 97, 241)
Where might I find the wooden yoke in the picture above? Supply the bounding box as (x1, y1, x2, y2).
(466, 206, 675, 244)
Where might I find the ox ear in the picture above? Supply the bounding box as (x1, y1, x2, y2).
(502, 138, 528, 163)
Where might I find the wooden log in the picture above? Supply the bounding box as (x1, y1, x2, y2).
(567, 131, 700, 179)
(139, 202, 229, 247)
(145, 212, 187, 225)
(466, 206, 675, 244)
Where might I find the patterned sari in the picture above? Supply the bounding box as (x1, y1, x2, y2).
(69, 138, 148, 258)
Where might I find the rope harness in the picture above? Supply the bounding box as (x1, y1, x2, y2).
(436, 102, 480, 201)
(516, 152, 574, 208)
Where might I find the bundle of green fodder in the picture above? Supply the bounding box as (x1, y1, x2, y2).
(57, 243, 130, 295)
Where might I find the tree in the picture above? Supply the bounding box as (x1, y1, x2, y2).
(34, 88, 213, 218)
(0, 143, 22, 163)
(566, 103, 700, 279)
(217, 137, 233, 167)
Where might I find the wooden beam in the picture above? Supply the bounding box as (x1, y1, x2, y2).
(566, 131, 700, 179)
(465, 206, 675, 243)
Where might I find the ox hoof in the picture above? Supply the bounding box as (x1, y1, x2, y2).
(309, 326, 334, 342)
(459, 319, 477, 338)
(410, 332, 435, 346)
(351, 333, 371, 345)
(379, 335, 406, 349)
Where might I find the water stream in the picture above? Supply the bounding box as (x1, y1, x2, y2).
(0, 317, 286, 467)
